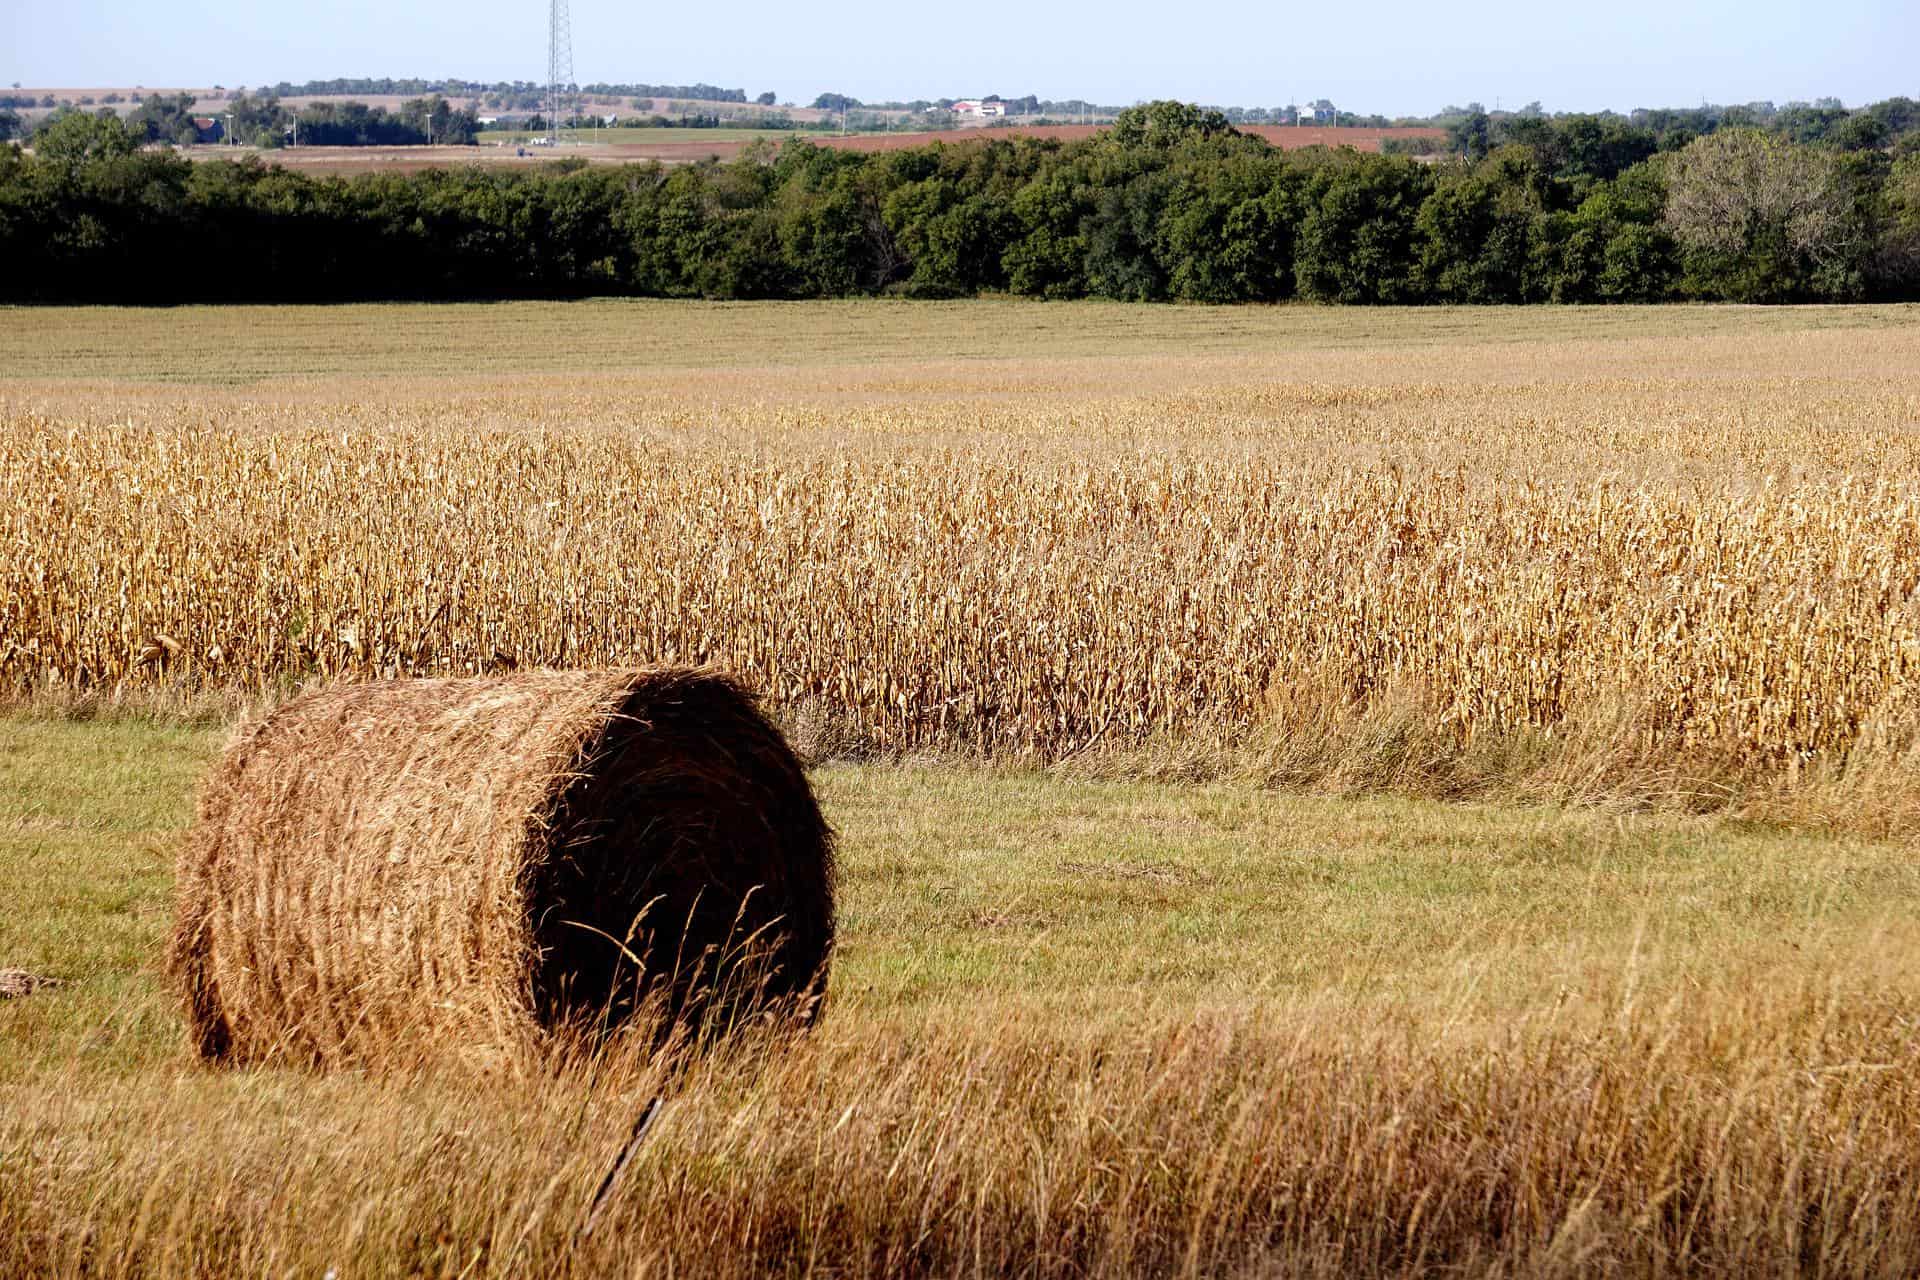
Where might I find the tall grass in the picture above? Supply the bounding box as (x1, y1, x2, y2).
(5, 972, 1916, 1277)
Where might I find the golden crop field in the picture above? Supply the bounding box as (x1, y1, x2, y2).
(6, 301, 1920, 822)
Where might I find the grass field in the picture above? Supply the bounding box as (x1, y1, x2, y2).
(5, 712, 1918, 1275)
(5, 300, 1920, 1273)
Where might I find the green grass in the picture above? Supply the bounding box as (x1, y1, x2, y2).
(7, 714, 1917, 1077)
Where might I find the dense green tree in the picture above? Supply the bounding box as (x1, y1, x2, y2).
(1416, 148, 1548, 301)
(1107, 100, 1236, 151)
(1542, 160, 1677, 301)
(1156, 149, 1301, 301)
(1447, 110, 1492, 162)
(1864, 152, 1920, 296)
(1295, 153, 1433, 302)
(1001, 172, 1092, 298)
(1082, 170, 1175, 300)
(125, 93, 201, 145)
(399, 96, 480, 146)
(32, 111, 139, 172)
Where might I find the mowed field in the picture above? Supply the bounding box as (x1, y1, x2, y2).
(4, 301, 1920, 1275)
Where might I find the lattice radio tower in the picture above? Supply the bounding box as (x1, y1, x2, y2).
(545, 0, 574, 145)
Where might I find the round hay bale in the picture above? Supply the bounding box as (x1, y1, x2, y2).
(169, 669, 834, 1066)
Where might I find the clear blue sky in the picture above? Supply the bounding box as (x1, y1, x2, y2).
(3, 0, 1913, 117)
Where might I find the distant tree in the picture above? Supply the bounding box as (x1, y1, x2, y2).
(1295, 153, 1433, 302)
(1417, 147, 1548, 301)
(1868, 97, 1920, 140)
(1537, 158, 1676, 301)
(0, 109, 19, 142)
(1083, 171, 1175, 299)
(1830, 113, 1891, 152)
(32, 110, 139, 171)
(756, 91, 776, 106)
(1774, 103, 1852, 145)
(1447, 110, 1492, 161)
(1664, 129, 1865, 299)
(125, 93, 201, 145)
(812, 93, 859, 112)
(224, 93, 288, 147)
(400, 95, 479, 145)
(2, 94, 1916, 307)
(1108, 100, 1236, 150)
(1871, 152, 1920, 293)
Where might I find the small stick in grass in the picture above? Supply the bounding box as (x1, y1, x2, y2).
(581, 1097, 664, 1239)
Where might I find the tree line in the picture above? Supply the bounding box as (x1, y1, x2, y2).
(17, 94, 481, 149)
(5, 101, 1918, 305)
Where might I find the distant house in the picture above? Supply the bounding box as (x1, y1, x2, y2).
(191, 116, 224, 143)
(952, 99, 1006, 118)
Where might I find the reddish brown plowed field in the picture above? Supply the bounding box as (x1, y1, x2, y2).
(194, 123, 1446, 174)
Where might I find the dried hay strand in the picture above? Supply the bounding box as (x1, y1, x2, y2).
(168, 668, 834, 1067)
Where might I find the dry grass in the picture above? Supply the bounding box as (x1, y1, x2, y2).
(0, 297, 1909, 382)
(5, 301, 1920, 829)
(8, 987, 1919, 1279)
(4, 715, 1920, 1277)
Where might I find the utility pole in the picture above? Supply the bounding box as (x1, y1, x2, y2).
(546, 0, 573, 145)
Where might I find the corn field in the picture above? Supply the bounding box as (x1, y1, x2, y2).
(6, 301, 1920, 779)
(7, 416, 1920, 768)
